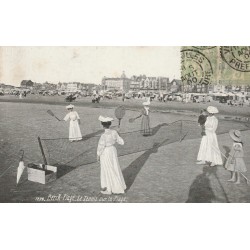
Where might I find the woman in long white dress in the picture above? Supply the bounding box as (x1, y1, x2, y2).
(197, 106, 223, 166)
(97, 116, 126, 195)
(63, 104, 82, 142)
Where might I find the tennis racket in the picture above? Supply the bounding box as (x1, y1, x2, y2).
(47, 110, 61, 121)
(115, 106, 126, 127)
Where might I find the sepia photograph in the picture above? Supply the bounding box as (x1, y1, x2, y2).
(2, 2, 250, 250)
(1, 46, 250, 203)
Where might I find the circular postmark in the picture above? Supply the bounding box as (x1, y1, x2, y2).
(220, 46, 250, 72)
(181, 49, 213, 86)
(192, 46, 216, 50)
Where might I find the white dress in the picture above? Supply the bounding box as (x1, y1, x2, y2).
(63, 111, 82, 141)
(197, 116, 223, 165)
(97, 129, 126, 194)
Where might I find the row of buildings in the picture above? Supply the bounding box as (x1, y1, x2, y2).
(101, 72, 250, 94)
(0, 80, 99, 95)
(1, 72, 250, 95)
(19, 80, 98, 93)
(102, 71, 178, 92)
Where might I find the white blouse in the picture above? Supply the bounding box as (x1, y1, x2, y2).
(97, 129, 124, 156)
(205, 116, 218, 133)
(63, 111, 80, 121)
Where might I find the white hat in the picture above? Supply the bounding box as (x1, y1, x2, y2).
(229, 129, 242, 142)
(207, 106, 219, 114)
(143, 98, 151, 106)
(66, 104, 74, 109)
(98, 115, 114, 122)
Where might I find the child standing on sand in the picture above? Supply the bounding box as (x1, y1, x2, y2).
(225, 130, 247, 184)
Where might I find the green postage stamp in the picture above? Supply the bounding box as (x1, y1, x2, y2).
(181, 46, 250, 87)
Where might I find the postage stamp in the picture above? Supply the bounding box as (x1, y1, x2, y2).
(181, 49, 213, 86)
(220, 46, 250, 72)
(182, 46, 250, 85)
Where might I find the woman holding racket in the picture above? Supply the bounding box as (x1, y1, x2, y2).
(63, 104, 82, 142)
(130, 98, 151, 136)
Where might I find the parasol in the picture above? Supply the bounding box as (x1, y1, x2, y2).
(16, 149, 25, 185)
(115, 106, 126, 128)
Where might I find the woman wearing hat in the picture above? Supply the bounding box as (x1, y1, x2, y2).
(225, 130, 247, 184)
(132, 98, 151, 136)
(63, 104, 82, 142)
(197, 106, 223, 166)
(97, 116, 126, 194)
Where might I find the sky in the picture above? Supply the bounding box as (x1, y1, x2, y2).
(0, 47, 181, 86)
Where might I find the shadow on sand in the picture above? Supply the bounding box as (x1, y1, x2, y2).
(123, 139, 169, 191)
(186, 166, 216, 203)
(186, 165, 230, 203)
(151, 123, 169, 136)
(55, 123, 171, 180)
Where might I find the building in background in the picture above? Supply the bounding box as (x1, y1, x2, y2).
(132, 76, 169, 92)
(20, 80, 34, 88)
(102, 71, 131, 92)
(213, 84, 226, 93)
(66, 83, 78, 92)
(57, 82, 97, 94)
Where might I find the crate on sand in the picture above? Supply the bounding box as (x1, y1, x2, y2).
(27, 163, 57, 184)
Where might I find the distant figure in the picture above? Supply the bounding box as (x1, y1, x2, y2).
(198, 109, 208, 136)
(197, 106, 223, 167)
(225, 130, 247, 184)
(63, 104, 82, 142)
(19, 92, 22, 99)
(97, 116, 126, 195)
(239, 99, 244, 107)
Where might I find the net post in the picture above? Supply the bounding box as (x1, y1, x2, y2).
(38, 136, 48, 165)
(180, 120, 183, 140)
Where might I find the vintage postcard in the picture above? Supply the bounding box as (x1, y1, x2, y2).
(1, 46, 250, 203)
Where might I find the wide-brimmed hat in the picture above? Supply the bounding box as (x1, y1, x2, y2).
(66, 104, 74, 109)
(98, 115, 114, 122)
(229, 129, 242, 142)
(207, 106, 219, 114)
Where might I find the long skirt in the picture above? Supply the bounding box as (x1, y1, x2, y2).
(100, 146, 126, 194)
(197, 132, 223, 165)
(69, 120, 82, 141)
(141, 115, 151, 136)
